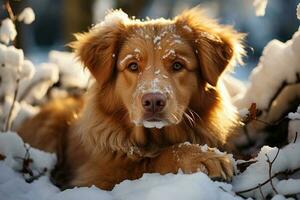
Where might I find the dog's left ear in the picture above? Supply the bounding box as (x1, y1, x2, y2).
(70, 10, 128, 86)
(176, 7, 245, 86)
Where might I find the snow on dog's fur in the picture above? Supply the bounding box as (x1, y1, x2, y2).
(18, 7, 245, 190)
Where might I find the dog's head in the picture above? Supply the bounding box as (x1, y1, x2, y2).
(72, 8, 245, 129)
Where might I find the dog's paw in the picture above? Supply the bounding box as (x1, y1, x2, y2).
(173, 143, 233, 181)
(193, 153, 233, 181)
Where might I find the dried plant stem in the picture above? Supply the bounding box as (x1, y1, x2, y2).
(3, 78, 20, 131)
(4, 0, 15, 20)
(258, 184, 266, 200)
(265, 149, 280, 194)
(236, 167, 300, 195)
(293, 132, 298, 143)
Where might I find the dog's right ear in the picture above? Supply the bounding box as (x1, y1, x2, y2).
(70, 10, 128, 86)
(175, 7, 245, 87)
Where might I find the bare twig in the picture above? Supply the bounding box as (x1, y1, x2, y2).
(3, 78, 20, 131)
(24, 168, 47, 183)
(265, 149, 280, 194)
(293, 132, 298, 143)
(236, 167, 300, 194)
(258, 184, 266, 200)
(14, 144, 47, 183)
(242, 102, 288, 127)
(4, 0, 15, 20)
(254, 118, 273, 126)
(2, 0, 21, 132)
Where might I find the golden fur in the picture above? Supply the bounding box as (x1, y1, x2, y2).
(17, 7, 245, 190)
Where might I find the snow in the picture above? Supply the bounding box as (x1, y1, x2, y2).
(48, 50, 90, 89)
(271, 195, 290, 200)
(17, 63, 59, 103)
(170, 39, 183, 45)
(0, 133, 256, 200)
(96, 9, 130, 28)
(0, 163, 60, 200)
(0, 161, 242, 200)
(287, 105, 300, 143)
(153, 36, 161, 44)
(162, 49, 175, 59)
(6, 45, 24, 67)
(183, 25, 192, 32)
(253, 0, 268, 16)
(0, 66, 17, 98)
(0, 132, 56, 173)
(18, 7, 35, 24)
(0, 45, 25, 99)
(0, 18, 17, 44)
(52, 186, 113, 200)
(287, 112, 300, 120)
(276, 179, 300, 195)
(288, 105, 300, 120)
(112, 173, 242, 200)
(134, 48, 140, 53)
(120, 54, 134, 65)
(134, 77, 172, 96)
(19, 60, 35, 80)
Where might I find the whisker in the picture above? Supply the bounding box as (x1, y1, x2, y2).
(171, 113, 180, 124)
(183, 112, 195, 127)
(187, 107, 201, 122)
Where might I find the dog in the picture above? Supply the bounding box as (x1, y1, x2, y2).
(18, 7, 245, 190)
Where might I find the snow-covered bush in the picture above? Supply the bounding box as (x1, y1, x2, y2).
(0, 1, 90, 131)
(0, 3, 39, 132)
(0, 18, 17, 44)
(234, 30, 300, 114)
(48, 50, 90, 89)
(253, 0, 268, 16)
(18, 7, 35, 25)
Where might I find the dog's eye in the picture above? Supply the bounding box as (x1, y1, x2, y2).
(172, 62, 183, 71)
(128, 62, 139, 72)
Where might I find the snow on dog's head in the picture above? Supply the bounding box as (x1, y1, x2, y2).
(71, 7, 244, 142)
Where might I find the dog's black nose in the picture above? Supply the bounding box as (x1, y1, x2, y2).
(142, 93, 166, 113)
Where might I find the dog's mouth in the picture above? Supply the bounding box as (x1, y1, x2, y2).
(133, 116, 169, 129)
(142, 113, 168, 128)
(142, 120, 167, 129)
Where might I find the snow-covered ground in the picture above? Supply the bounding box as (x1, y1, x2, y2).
(0, 160, 242, 200)
(1, 131, 300, 200)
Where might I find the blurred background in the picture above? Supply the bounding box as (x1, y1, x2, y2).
(2, 0, 300, 81)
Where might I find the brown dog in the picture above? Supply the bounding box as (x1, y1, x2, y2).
(18, 7, 245, 190)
